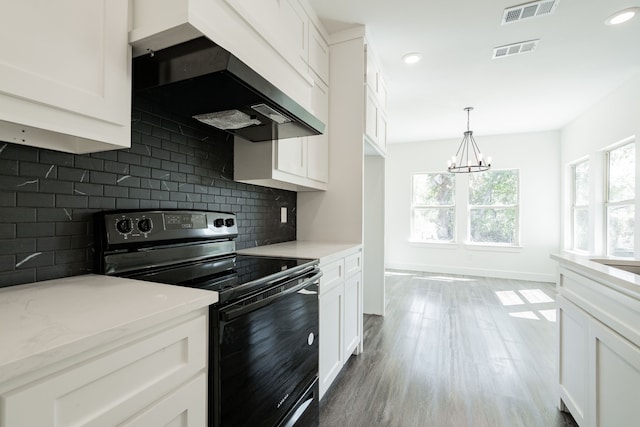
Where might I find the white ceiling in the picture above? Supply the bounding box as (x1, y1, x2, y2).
(307, 0, 640, 143)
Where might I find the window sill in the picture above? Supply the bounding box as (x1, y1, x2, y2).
(408, 241, 523, 252)
(409, 240, 459, 249)
(563, 248, 591, 256)
(464, 242, 523, 252)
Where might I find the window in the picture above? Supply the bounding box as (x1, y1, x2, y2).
(572, 160, 589, 251)
(468, 169, 519, 245)
(605, 141, 635, 257)
(411, 173, 455, 242)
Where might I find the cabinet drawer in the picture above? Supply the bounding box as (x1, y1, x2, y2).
(1, 311, 208, 427)
(345, 251, 362, 277)
(122, 373, 207, 426)
(559, 267, 640, 347)
(320, 259, 344, 294)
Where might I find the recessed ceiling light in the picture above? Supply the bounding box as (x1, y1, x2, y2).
(605, 7, 640, 25)
(402, 53, 422, 64)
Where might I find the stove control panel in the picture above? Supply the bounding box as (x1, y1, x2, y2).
(101, 210, 238, 245)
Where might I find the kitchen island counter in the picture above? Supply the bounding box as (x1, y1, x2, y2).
(552, 251, 640, 427)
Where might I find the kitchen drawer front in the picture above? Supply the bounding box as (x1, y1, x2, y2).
(1, 310, 208, 427)
(345, 251, 362, 277)
(319, 259, 344, 295)
(122, 372, 207, 427)
(559, 266, 640, 348)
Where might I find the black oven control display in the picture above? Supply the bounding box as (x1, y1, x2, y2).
(165, 213, 207, 229)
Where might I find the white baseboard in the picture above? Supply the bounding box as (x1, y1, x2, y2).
(384, 262, 555, 283)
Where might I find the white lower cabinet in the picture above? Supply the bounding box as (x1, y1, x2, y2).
(590, 317, 640, 427)
(0, 310, 209, 427)
(556, 265, 640, 427)
(558, 296, 589, 426)
(318, 248, 363, 399)
(319, 273, 344, 398)
(121, 373, 207, 427)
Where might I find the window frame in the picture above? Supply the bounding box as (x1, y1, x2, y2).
(467, 168, 520, 246)
(604, 140, 635, 257)
(571, 159, 589, 252)
(410, 172, 456, 243)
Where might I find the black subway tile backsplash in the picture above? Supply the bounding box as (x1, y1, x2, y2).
(0, 96, 296, 288)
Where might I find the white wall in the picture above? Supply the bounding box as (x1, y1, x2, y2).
(560, 73, 640, 255)
(386, 131, 561, 282)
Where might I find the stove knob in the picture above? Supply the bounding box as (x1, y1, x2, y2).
(138, 218, 153, 233)
(214, 218, 225, 228)
(225, 218, 235, 227)
(116, 218, 132, 234)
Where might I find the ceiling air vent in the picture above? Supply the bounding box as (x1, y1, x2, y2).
(502, 0, 558, 24)
(492, 40, 540, 59)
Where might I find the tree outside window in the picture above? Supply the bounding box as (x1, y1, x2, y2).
(606, 142, 635, 257)
(411, 173, 455, 242)
(468, 170, 519, 245)
(572, 160, 589, 251)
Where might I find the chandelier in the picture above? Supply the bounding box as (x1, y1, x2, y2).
(447, 107, 491, 173)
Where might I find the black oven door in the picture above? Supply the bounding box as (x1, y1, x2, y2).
(211, 270, 321, 427)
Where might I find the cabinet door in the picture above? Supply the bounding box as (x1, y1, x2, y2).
(365, 45, 378, 93)
(377, 113, 387, 153)
(319, 283, 344, 399)
(365, 89, 378, 143)
(307, 79, 328, 183)
(308, 23, 329, 84)
(591, 319, 640, 427)
(557, 296, 589, 427)
(279, 0, 308, 70)
(377, 75, 388, 110)
(0, 313, 207, 427)
(343, 272, 362, 361)
(276, 137, 307, 177)
(0, 0, 130, 152)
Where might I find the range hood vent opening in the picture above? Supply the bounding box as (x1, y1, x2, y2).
(133, 37, 325, 142)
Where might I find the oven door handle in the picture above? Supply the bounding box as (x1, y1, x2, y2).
(221, 271, 322, 321)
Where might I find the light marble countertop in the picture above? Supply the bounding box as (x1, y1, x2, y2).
(238, 241, 362, 264)
(551, 251, 640, 299)
(0, 274, 218, 384)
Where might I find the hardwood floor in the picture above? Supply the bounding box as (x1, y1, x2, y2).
(319, 271, 579, 427)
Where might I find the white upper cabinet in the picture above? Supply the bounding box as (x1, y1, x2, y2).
(277, 137, 307, 178)
(364, 42, 387, 156)
(308, 23, 329, 84)
(234, 76, 328, 192)
(0, 0, 131, 154)
(225, 0, 308, 75)
(306, 79, 329, 182)
(233, 73, 328, 192)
